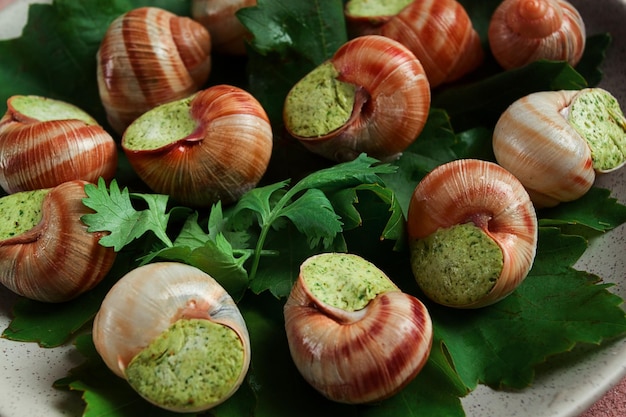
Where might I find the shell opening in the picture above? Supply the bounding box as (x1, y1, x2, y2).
(284, 62, 357, 139)
(125, 318, 246, 413)
(410, 223, 504, 308)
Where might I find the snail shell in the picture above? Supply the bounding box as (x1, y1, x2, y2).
(407, 159, 538, 308)
(191, 0, 256, 55)
(493, 88, 626, 208)
(0, 180, 117, 302)
(283, 35, 430, 162)
(122, 84, 273, 207)
(375, 0, 484, 88)
(93, 262, 251, 413)
(284, 252, 433, 404)
(0, 95, 117, 194)
(488, 0, 586, 70)
(97, 7, 212, 134)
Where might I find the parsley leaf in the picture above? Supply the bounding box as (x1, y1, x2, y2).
(81, 178, 174, 251)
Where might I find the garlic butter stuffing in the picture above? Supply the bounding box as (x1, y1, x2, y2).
(92, 262, 251, 413)
(284, 253, 433, 404)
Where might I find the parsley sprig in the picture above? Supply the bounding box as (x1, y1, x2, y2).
(81, 154, 398, 295)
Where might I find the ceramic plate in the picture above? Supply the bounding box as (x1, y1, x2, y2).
(1, 0, 625, 416)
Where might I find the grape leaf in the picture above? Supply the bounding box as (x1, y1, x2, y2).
(539, 186, 626, 232)
(238, 0, 347, 124)
(435, 227, 626, 390)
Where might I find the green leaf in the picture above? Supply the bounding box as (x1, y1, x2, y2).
(249, 223, 346, 297)
(277, 188, 343, 248)
(290, 154, 396, 194)
(146, 237, 250, 301)
(539, 187, 626, 233)
(238, 0, 347, 123)
(436, 228, 626, 390)
(81, 179, 174, 251)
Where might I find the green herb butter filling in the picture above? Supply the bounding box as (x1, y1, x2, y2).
(345, 0, 412, 17)
(301, 253, 398, 312)
(125, 318, 245, 411)
(568, 88, 626, 171)
(410, 223, 503, 307)
(284, 62, 356, 138)
(123, 95, 198, 151)
(11, 95, 97, 125)
(0, 189, 50, 240)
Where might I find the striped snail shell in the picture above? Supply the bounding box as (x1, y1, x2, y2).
(0, 180, 116, 302)
(93, 262, 251, 413)
(0, 95, 117, 194)
(359, 0, 484, 88)
(122, 85, 273, 207)
(493, 88, 626, 207)
(407, 159, 538, 308)
(488, 0, 586, 70)
(284, 252, 433, 404)
(97, 7, 212, 134)
(283, 35, 430, 163)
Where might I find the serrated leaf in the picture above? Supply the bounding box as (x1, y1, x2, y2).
(435, 228, 626, 390)
(278, 188, 343, 248)
(228, 181, 290, 228)
(292, 154, 396, 193)
(82, 179, 173, 251)
(145, 238, 250, 301)
(539, 187, 626, 232)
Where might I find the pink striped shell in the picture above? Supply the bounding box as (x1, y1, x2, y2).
(0, 180, 116, 302)
(488, 0, 586, 69)
(284, 253, 433, 404)
(97, 7, 211, 134)
(0, 95, 117, 194)
(377, 0, 484, 87)
(284, 35, 430, 162)
(122, 85, 273, 207)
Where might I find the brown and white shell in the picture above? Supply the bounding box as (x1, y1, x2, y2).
(97, 7, 212, 134)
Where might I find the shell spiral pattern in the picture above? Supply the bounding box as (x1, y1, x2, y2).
(488, 0, 586, 69)
(97, 7, 212, 134)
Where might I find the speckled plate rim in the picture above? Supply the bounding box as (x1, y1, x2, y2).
(1, 1, 625, 416)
